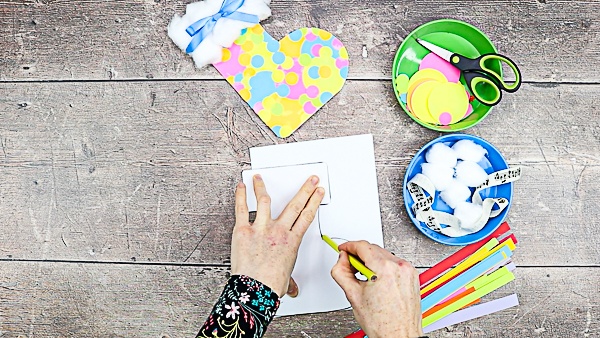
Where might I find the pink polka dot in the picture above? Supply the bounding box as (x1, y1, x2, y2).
(439, 112, 452, 125)
(419, 53, 461, 83)
(254, 101, 264, 111)
(303, 101, 317, 114)
(311, 44, 322, 57)
(332, 38, 343, 49)
(306, 85, 319, 98)
(335, 58, 349, 69)
(233, 83, 244, 91)
(305, 32, 317, 41)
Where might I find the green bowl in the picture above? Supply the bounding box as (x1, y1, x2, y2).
(392, 19, 501, 132)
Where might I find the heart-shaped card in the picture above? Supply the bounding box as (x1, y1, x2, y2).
(214, 24, 349, 138)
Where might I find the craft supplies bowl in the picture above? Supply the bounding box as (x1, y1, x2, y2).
(392, 19, 500, 132)
(403, 134, 513, 245)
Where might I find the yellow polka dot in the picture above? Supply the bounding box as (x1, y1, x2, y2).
(272, 69, 285, 83)
(239, 53, 251, 66)
(263, 96, 276, 109)
(278, 125, 294, 138)
(319, 66, 331, 78)
(285, 72, 299, 85)
(250, 24, 263, 35)
(242, 40, 255, 52)
(243, 68, 256, 77)
(281, 57, 294, 70)
(319, 46, 333, 58)
(258, 109, 272, 123)
(221, 48, 231, 62)
(226, 75, 234, 84)
(318, 29, 332, 41)
(239, 88, 251, 101)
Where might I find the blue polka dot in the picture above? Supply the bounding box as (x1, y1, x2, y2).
(267, 40, 279, 52)
(251, 55, 264, 68)
(320, 92, 333, 103)
(272, 52, 285, 64)
(308, 66, 320, 79)
(272, 126, 282, 137)
(340, 66, 349, 78)
(400, 93, 407, 104)
(234, 73, 244, 83)
(276, 84, 290, 97)
(289, 30, 303, 41)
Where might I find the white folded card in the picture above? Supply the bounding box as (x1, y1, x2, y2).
(248, 134, 384, 316)
(242, 162, 331, 214)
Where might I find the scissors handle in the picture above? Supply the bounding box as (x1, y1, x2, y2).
(463, 71, 503, 106)
(451, 53, 522, 93)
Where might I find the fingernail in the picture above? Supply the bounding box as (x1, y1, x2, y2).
(254, 174, 262, 181)
(237, 181, 245, 188)
(311, 176, 319, 185)
(316, 187, 325, 195)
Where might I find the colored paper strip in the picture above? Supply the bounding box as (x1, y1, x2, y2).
(421, 247, 512, 312)
(419, 222, 511, 286)
(422, 271, 515, 327)
(421, 238, 499, 296)
(423, 294, 519, 333)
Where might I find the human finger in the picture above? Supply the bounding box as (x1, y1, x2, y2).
(252, 175, 271, 224)
(234, 181, 249, 228)
(331, 251, 360, 300)
(338, 241, 388, 271)
(277, 176, 319, 226)
(286, 277, 299, 298)
(291, 187, 324, 236)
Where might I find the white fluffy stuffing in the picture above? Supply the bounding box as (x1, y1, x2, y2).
(455, 160, 489, 187)
(425, 142, 458, 168)
(452, 139, 488, 163)
(440, 179, 471, 209)
(421, 162, 454, 191)
(168, 0, 272, 68)
(453, 201, 483, 230)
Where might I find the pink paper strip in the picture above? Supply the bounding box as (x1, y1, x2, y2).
(423, 294, 519, 333)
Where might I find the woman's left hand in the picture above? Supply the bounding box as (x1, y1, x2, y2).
(230, 174, 324, 297)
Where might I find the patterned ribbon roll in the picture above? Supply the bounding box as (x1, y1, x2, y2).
(407, 167, 522, 237)
(185, 0, 259, 53)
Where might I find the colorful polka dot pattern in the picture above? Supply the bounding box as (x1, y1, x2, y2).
(213, 24, 349, 138)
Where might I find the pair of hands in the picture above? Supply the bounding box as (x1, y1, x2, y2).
(230, 175, 423, 338)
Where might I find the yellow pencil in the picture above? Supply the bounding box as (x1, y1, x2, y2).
(322, 234, 378, 281)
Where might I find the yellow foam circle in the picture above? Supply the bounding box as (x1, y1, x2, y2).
(427, 82, 470, 125)
(394, 74, 410, 94)
(409, 81, 439, 124)
(406, 69, 447, 112)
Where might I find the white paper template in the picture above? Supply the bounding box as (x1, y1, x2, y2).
(242, 162, 331, 213)
(249, 134, 384, 316)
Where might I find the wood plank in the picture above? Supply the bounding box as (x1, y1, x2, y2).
(0, 81, 598, 265)
(0, 262, 597, 337)
(1, 0, 600, 81)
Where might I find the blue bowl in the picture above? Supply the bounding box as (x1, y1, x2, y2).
(403, 134, 513, 245)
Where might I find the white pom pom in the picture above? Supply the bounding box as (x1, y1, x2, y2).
(454, 201, 484, 230)
(440, 179, 471, 209)
(421, 162, 454, 191)
(455, 160, 489, 187)
(452, 139, 488, 163)
(425, 142, 458, 168)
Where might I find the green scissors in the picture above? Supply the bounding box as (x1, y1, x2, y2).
(417, 39, 522, 106)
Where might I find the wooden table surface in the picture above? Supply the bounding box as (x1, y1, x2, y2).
(1, 1, 599, 337)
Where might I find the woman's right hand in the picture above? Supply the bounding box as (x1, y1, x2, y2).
(331, 241, 423, 338)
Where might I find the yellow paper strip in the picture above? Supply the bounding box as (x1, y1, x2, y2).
(421, 238, 499, 295)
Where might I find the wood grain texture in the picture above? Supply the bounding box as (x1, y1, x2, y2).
(1, 0, 600, 81)
(0, 263, 597, 337)
(0, 81, 598, 266)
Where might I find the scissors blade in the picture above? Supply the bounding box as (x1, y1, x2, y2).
(417, 39, 454, 63)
